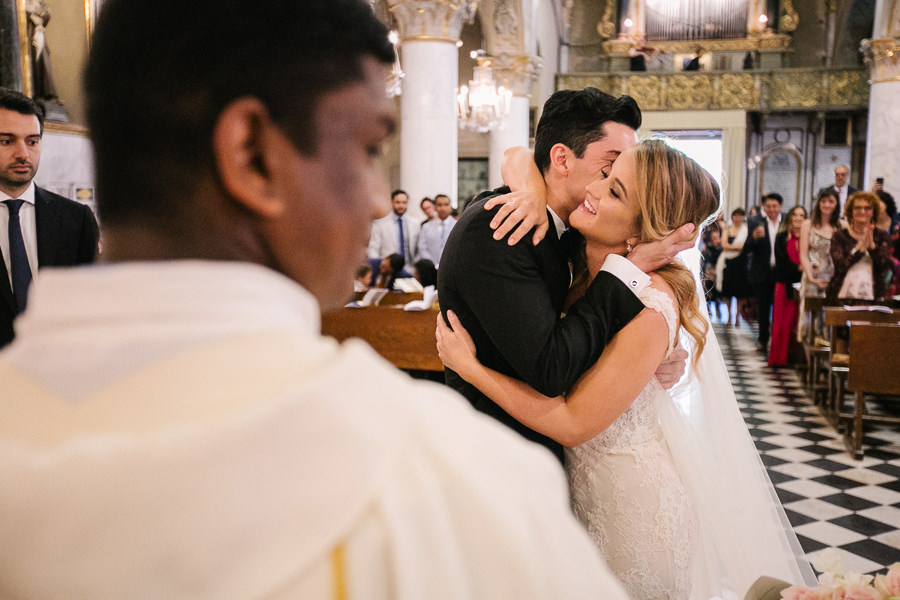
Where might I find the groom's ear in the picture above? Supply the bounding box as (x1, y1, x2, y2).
(548, 143, 572, 176)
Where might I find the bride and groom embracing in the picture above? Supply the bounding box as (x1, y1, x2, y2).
(436, 88, 816, 600)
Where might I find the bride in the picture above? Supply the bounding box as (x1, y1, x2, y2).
(436, 139, 815, 600)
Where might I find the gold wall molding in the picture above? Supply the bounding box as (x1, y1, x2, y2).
(861, 38, 900, 83)
(602, 34, 791, 56)
(557, 68, 868, 112)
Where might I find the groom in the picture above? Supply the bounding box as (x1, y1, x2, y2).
(438, 88, 693, 463)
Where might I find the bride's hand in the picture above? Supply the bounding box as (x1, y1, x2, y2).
(627, 222, 697, 272)
(436, 310, 480, 380)
(485, 189, 550, 246)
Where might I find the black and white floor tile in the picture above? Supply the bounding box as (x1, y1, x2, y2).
(714, 317, 900, 575)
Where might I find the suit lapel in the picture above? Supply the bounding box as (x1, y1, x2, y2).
(0, 248, 14, 311)
(34, 187, 60, 266)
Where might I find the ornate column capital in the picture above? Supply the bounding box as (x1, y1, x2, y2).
(861, 38, 900, 83)
(387, 0, 477, 43)
(478, 53, 541, 97)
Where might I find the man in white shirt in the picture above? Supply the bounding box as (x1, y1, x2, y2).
(0, 1, 630, 598)
(0, 89, 99, 348)
(746, 192, 784, 351)
(367, 188, 420, 263)
(416, 193, 456, 267)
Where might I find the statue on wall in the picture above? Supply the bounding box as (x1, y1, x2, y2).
(493, 0, 518, 36)
(26, 0, 59, 101)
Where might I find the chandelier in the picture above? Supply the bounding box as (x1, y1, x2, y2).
(457, 50, 512, 133)
(385, 30, 404, 97)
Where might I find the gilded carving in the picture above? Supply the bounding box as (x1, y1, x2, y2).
(667, 75, 715, 110)
(779, 0, 799, 33)
(626, 76, 663, 110)
(718, 73, 758, 109)
(769, 72, 821, 108)
(602, 35, 791, 55)
(861, 38, 900, 83)
(387, 0, 477, 41)
(596, 1, 616, 40)
(556, 68, 868, 112)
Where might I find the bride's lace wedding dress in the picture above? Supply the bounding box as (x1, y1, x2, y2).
(565, 271, 816, 600)
(566, 287, 697, 600)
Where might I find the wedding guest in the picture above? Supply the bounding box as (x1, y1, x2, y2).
(413, 258, 437, 288)
(354, 263, 372, 291)
(826, 191, 893, 306)
(768, 206, 806, 367)
(716, 208, 750, 326)
(798, 189, 839, 340)
(374, 252, 405, 290)
(420, 196, 436, 224)
(746, 193, 784, 352)
(700, 216, 723, 320)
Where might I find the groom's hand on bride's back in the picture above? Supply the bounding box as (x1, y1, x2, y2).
(627, 222, 696, 273)
(655, 346, 688, 389)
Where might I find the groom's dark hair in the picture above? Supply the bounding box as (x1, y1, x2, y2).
(533, 88, 641, 175)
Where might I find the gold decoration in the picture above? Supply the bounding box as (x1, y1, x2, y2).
(596, 1, 616, 40)
(602, 35, 791, 55)
(718, 73, 759, 109)
(861, 38, 900, 83)
(557, 68, 868, 112)
(780, 0, 799, 33)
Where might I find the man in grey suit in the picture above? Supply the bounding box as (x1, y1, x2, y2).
(367, 188, 419, 263)
(0, 88, 99, 347)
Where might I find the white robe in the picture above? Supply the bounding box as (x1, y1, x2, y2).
(0, 261, 628, 600)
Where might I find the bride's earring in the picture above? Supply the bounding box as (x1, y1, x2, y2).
(626, 242, 633, 253)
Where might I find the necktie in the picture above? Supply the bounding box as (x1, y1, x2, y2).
(440, 220, 446, 242)
(4, 199, 32, 314)
(397, 216, 406, 261)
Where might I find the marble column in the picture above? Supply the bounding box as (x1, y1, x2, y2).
(388, 0, 476, 219)
(484, 54, 541, 188)
(0, 0, 23, 91)
(861, 37, 900, 197)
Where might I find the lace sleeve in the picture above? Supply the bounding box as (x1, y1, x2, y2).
(637, 286, 678, 357)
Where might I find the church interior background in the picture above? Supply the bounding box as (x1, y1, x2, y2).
(2, 0, 900, 579)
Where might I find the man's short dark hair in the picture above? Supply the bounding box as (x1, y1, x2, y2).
(762, 192, 784, 205)
(0, 88, 45, 134)
(533, 88, 641, 175)
(730, 208, 746, 218)
(84, 0, 394, 227)
(391, 189, 408, 200)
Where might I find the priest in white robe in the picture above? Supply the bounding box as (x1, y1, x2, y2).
(0, 1, 629, 598)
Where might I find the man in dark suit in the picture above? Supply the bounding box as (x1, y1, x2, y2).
(438, 88, 692, 463)
(0, 89, 99, 347)
(818, 164, 857, 218)
(745, 192, 784, 352)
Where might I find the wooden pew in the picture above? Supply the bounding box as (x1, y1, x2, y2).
(800, 295, 827, 398)
(823, 306, 900, 427)
(322, 305, 443, 371)
(844, 322, 900, 459)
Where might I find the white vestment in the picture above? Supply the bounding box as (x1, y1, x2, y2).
(0, 262, 628, 600)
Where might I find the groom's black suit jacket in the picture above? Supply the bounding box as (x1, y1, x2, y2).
(438, 188, 644, 463)
(0, 186, 99, 348)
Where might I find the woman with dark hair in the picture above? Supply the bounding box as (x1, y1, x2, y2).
(798, 189, 839, 340)
(716, 208, 750, 325)
(769, 206, 806, 367)
(413, 259, 437, 288)
(826, 192, 893, 305)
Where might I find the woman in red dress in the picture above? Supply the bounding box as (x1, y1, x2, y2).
(769, 206, 807, 366)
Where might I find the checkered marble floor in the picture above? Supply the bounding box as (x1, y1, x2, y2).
(713, 318, 900, 575)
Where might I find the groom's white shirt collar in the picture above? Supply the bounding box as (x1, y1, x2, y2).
(547, 207, 566, 239)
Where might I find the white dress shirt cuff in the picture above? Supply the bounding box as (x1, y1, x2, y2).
(600, 254, 651, 297)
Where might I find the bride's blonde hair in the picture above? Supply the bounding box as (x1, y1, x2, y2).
(633, 139, 721, 365)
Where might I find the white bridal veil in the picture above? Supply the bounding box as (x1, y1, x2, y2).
(662, 248, 817, 599)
